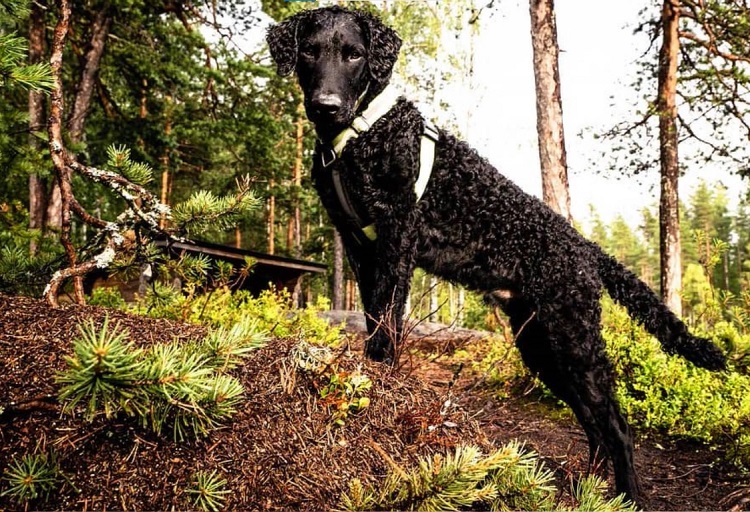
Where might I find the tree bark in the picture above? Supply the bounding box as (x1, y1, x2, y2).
(332, 230, 345, 309)
(68, 6, 112, 143)
(28, 0, 47, 251)
(657, 0, 683, 315)
(292, 104, 304, 257)
(429, 276, 439, 322)
(159, 96, 172, 229)
(268, 181, 275, 255)
(529, 0, 572, 222)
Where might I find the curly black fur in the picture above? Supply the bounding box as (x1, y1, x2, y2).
(267, 6, 727, 504)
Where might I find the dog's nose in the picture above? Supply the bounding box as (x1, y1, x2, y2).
(311, 94, 342, 115)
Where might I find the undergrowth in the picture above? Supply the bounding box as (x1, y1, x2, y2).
(90, 286, 343, 347)
(340, 441, 635, 511)
(471, 296, 750, 465)
(56, 315, 267, 440)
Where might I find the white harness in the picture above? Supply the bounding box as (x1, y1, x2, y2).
(318, 84, 439, 241)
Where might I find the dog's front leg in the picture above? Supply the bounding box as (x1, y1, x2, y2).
(347, 209, 419, 364)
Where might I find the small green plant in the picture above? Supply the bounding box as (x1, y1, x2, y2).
(340, 441, 634, 512)
(186, 470, 230, 512)
(1, 452, 61, 503)
(319, 369, 372, 427)
(87, 287, 127, 309)
(57, 316, 266, 440)
(572, 475, 636, 512)
(57, 316, 142, 420)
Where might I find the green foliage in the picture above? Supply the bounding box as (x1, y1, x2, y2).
(289, 341, 372, 427)
(340, 442, 633, 512)
(130, 286, 343, 346)
(106, 145, 153, 186)
(57, 315, 266, 440)
(57, 316, 143, 420)
(319, 369, 372, 427)
(0, 451, 62, 503)
(571, 475, 636, 512)
(87, 286, 127, 309)
(603, 298, 750, 454)
(0, 10, 53, 92)
(0, 201, 62, 295)
(472, 290, 750, 464)
(186, 470, 230, 512)
(172, 182, 262, 237)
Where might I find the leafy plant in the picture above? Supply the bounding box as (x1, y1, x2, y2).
(603, 298, 750, 456)
(319, 369, 372, 427)
(131, 287, 344, 347)
(1, 452, 61, 503)
(186, 470, 230, 512)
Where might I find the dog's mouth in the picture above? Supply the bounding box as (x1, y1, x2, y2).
(307, 101, 356, 140)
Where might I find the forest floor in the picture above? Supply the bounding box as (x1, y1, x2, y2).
(1, 293, 749, 511)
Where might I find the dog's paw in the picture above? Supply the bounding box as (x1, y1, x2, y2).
(365, 336, 395, 364)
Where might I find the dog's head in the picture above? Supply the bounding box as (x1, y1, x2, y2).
(267, 6, 401, 140)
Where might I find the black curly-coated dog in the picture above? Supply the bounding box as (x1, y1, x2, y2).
(267, 6, 726, 503)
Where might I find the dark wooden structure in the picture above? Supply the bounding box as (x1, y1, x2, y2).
(156, 239, 327, 295)
(86, 239, 327, 300)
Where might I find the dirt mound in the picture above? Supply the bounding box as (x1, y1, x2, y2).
(1, 293, 749, 511)
(0, 294, 488, 511)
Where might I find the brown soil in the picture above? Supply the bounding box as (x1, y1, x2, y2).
(1, 293, 749, 511)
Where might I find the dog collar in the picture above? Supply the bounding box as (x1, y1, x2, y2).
(317, 85, 439, 243)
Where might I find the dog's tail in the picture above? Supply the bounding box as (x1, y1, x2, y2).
(595, 245, 726, 371)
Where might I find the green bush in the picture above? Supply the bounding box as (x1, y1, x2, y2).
(129, 286, 343, 346)
(471, 296, 750, 462)
(603, 299, 750, 447)
(87, 286, 127, 309)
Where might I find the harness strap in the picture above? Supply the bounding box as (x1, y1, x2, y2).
(328, 84, 402, 161)
(318, 86, 439, 243)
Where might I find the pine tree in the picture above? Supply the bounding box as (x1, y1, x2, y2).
(0, 0, 53, 92)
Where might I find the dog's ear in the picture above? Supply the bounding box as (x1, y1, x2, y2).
(358, 11, 402, 84)
(266, 12, 306, 77)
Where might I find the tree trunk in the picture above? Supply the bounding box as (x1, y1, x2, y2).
(292, 103, 304, 257)
(47, 0, 86, 305)
(657, 0, 683, 316)
(529, 0, 572, 222)
(267, 181, 275, 255)
(28, 0, 47, 251)
(68, 7, 112, 143)
(429, 276, 439, 322)
(332, 230, 345, 309)
(159, 97, 172, 229)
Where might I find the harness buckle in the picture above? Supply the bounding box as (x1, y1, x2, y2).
(320, 145, 337, 168)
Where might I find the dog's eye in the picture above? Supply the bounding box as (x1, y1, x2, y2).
(344, 48, 364, 61)
(299, 45, 316, 59)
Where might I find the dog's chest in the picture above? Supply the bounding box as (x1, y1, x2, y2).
(311, 151, 380, 234)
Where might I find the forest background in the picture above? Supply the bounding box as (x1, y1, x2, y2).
(0, 0, 749, 326)
(2, 1, 750, 509)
